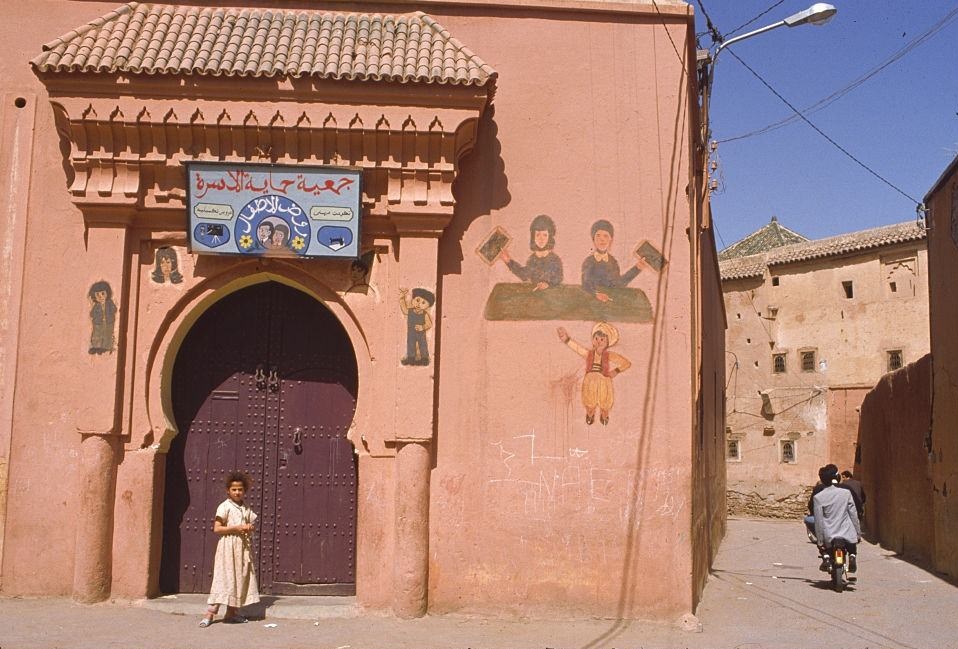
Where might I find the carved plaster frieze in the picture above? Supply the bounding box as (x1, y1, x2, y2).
(46, 94, 486, 234)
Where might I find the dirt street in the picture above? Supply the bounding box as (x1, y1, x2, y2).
(2, 519, 956, 649)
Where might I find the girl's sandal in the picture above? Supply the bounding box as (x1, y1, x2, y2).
(198, 617, 213, 628)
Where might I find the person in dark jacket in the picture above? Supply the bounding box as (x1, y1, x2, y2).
(841, 470, 866, 519)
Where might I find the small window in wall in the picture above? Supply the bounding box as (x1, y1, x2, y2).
(887, 349, 903, 371)
(727, 439, 741, 461)
(736, 313, 741, 319)
(801, 350, 816, 372)
(889, 281, 898, 293)
(772, 276, 780, 286)
(767, 306, 778, 320)
(842, 281, 854, 298)
(773, 353, 786, 373)
(780, 440, 797, 464)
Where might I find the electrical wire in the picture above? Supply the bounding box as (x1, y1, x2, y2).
(725, 48, 924, 207)
(651, 0, 692, 81)
(695, 0, 724, 44)
(718, 5, 958, 144)
(722, 0, 786, 39)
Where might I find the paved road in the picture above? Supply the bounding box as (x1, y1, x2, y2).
(2, 519, 956, 649)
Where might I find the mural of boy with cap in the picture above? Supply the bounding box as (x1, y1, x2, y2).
(557, 322, 630, 425)
(399, 287, 435, 366)
(581, 219, 649, 302)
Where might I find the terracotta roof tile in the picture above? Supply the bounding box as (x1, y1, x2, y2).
(767, 221, 925, 266)
(31, 2, 497, 86)
(720, 221, 927, 281)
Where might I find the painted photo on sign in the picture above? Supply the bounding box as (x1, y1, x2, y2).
(186, 163, 362, 258)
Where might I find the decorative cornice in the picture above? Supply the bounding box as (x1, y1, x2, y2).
(39, 75, 489, 235)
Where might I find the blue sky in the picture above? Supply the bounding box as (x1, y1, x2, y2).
(693, 1, 958, 247)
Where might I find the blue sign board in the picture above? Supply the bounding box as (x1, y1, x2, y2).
(185, 163, 362, 259)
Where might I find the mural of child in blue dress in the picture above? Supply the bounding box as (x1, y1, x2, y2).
(581, 219, 651, 302)
(498, 214, 563, 290)
(399, 287, 435, 366)
(88, 280, 117, 355)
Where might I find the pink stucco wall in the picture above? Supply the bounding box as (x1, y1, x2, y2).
(0, 0, 718, 619)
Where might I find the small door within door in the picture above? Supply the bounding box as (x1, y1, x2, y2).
(161, 281, 358, 596)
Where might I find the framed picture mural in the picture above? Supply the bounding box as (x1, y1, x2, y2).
(186, 162, 362, 259)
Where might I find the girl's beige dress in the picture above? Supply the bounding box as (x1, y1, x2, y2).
(208, 499, 260, 607)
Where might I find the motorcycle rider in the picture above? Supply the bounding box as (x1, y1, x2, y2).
(812, 464, 862, 574)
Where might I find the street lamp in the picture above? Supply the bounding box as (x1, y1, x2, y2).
(701, 3, 837, 144)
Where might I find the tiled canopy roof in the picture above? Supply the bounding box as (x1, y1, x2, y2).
(718, 216, 807, 260)
(720, 221, 926, 281)
(31, 2, 497, 86)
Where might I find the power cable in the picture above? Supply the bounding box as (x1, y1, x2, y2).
(722, 0, 786, 39)
(725, 48, 924, 207)
(695, 0, 724, 44)
(651, 0, 692, 80)
(719, 5, 958, 144)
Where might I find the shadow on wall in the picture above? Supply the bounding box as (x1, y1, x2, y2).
(440, 104, 511, 276)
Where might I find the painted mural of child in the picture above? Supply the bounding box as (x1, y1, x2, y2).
(557, 322, 631, 426)
(399, 287, 435, 366)
(199, 471, 259, 627)
(581, 219, 650, 302)
(499, 214, 564, 290)
(88, 280, 117, 355)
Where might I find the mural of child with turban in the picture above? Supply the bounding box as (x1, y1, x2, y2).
(499, 214, 563, 290)
(399, 287, 435, 366)
(557, 322, 630, 425)
(88, 280, 118, 355)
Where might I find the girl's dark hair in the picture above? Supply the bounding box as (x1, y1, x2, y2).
(88, 280, 113, 300)
(151, 247, 184, 284)
(528, 214, 556, 251)
(225, 471, 251, 490)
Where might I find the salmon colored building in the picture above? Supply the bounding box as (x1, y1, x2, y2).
(0, 0, 725, 620)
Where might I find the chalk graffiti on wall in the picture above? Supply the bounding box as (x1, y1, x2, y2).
(151, 247, 183, 284)
(556, 322, 630, 426)
(399, 287, 435, 366)
(479, 216, 665, 322)
(88, 280, 117, 355)
(484, 431, 686, 528)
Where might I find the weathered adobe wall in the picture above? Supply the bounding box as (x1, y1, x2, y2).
(856, 354, 934, 564)
(691, 222, 727, 607)
(723, 242, 929, 517)
(428, 8, 699, 619)
(926, 168, 958, 578)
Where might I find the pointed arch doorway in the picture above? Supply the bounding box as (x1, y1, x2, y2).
(160, 281, 358, 596)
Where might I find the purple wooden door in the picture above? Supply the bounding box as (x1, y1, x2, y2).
(162, 282, 358, 596)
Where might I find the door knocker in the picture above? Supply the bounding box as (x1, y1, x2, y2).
(292, 426, 303, 454)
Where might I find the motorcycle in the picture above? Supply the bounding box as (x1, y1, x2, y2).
(820, 539, 856, 592)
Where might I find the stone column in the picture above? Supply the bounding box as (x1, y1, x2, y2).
(72, 218, 130, 603)
(391, 232, 440, 618)
(73, 434, 119, 602)
(393, 440, 432, 618)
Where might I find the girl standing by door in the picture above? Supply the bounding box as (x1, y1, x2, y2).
(199, 471, 260, 627)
